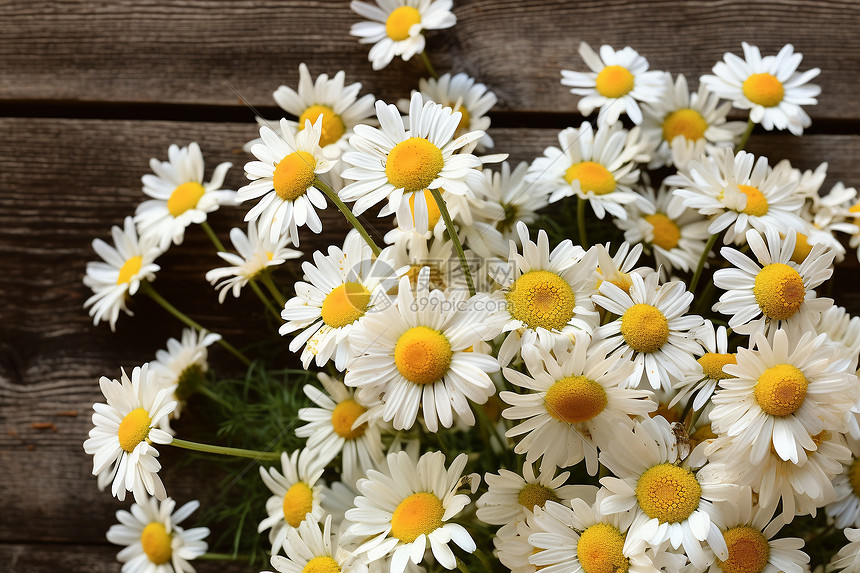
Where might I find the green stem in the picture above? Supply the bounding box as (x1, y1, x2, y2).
(577, 197, 589, 249)
(249, 280, 283, 322)
(140, 282, 251, 366)
(197, 553, 253, 561)
(313, 176, 382, 256)
(196, 384, 232, 410)
(689, 234, 719, 294)
(170, 437, 282, 461)
(200, 221, 227, 253)
(258, 269, 287, 308)
(735, 118, 755, 152)
(456, 557, 472, 573)
(429, 187, 476, 296)
(473, 549, 493, 572)
(420, 51, 439, 79)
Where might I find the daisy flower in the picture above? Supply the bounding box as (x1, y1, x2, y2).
(349, 0, 456, 71)
(106, 496, 209, 573)
(259, 449, 327, 555)
(83, 364, 176, 503)
(83, 216, 162, 332)
(280, 230, 406, 371)
(593, 272, 704, 391)
(817, 305, 860, 367)
(671, 320, 737, 412)
(500, 336, 656, 474)
(701, 42, 821, 135)
(345, 450, 477, 573)
(205, 220, 301, 303)
(828, 528, 860, 573)
(268, 514, 367, 573)
(527, 121, 651, 219)
(134, 142, 235, 251)
(239, 117, 333, 245)
(344, 268, 503, 432)
(594, 241, 649, 296)
(560, 41, 668, 126)
(826, 436, 860, 528)
(713, 228, 835, 338)
(494, 516, 539, 573)
(340, 92, 485, 235)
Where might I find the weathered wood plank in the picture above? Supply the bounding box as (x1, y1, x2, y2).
(1, 0, 859, 119)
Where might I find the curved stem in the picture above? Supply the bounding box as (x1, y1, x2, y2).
(249, 279, 283, 322)
(577, 197, 589, 249)
(200, 221, 227, 253)
(196, 384, 232, 410)
(429, 187, 476, 296)
(313, 176, 382, 256)
(735, 118, 755, 152)
(420, 51, 439, 79)
(170, 437, 281, 461)
(258, 269, 287, 308)
(689, 234, 719, 294)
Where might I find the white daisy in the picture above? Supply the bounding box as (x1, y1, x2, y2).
(494, 516, 538, 573)
(826, 436, 860, 529)
(594, 241, 649, 296)
(349, 0, 456, 71)
(106, 496, 208, 573)
(344, 450, 477, 573)
(135, 142, 235, 251)
(384, 225, 466, 291)
(593, 271, 704, 391)
(500, 336, 656, 474)
(83, 216, 162, 332)
(828, 528, 860, 573)
(268, 514, 367, 573)
(817, 305, 860, 368)
(671, 320, 737, 412)
(713, 228, 835, 338)
(83, 364, 176, 503)
(280, 230, 406, 371)
(701, 42, 821, 135)
(205, 220, 301, 303)
(560, 41, 668, 126)
(239, 117, 333, 245)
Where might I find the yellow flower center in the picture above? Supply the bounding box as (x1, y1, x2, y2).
(662, 108, 708, 142)
(175, 363, 205, 401)
(517, 483, 561, 511)
(544, 375, 608, 424)
(742, 73, 785, 108)
(331, 399, 368, 440)
(595, 65, 635, 99)
(576, 522, 630, 573)
(636, 464, 701, 524)
(303, 556, 342, 573)
(506, 270, 576, 331)
(321, 282, 371, 328)
(394, 326, 452, 385)
(282, 482, 315, 527)
(736, 184, 769, 217)
(790, 233, 812, 264)
(140, 522, 172, 565)
(167, 181, 206, 217)
(117, 408, 152, 452)
(849, 459, 860, 498)
(753, 263, 805, 321)
(597, 268, 634, 295)
(299, 104, 346, 148)
(697, 352, 737, 381)
(644, 213, 681, 250)
(454, 105, 471, 134)
(273, 151, 316, 201)
(620, 304, 669, 353)
(385, 5, 421, 41)
(754, 364, 808, 417)
(390, 492, 444, 543)
(565, 161, 616, 195)
(117, 256, 143, 285)
(850, 202, 860, 215)
(717, 526, 771, 573)
(408, 190, 442, 228)
(385, 137, 444, 193)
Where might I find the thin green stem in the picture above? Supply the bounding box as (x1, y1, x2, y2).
(429, 187, 476, 296)
(140, 282, 251, 366)
(577, 197, 589, 248)
(249, 279, 283, 322)
(170, 437, 281, 461)
(196, 384, 232, 410)
(200, 221, 227, 253)
(473, 549, 493, 572)
(420, 51, 439, 79)
(258, 269, 287, 308)
(735, 118, 755, 152)
(313, 176, 382, 256)
(456, 557, 472, 573)
(197, 553, 253, 561)
(689, 234, 719, 294)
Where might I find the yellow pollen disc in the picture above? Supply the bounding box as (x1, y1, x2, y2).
(454, 105, 471, 134)
(636, 463, 702, 524)
(565, 161, 616, 195)
(576, 522, 630, 573)
(299, 104, 346, 148)
(850, 202, 860, 214)
(754, 364, 808, 417)
(595, 65, 635, 98)
(737, 184, 769, 217)
(175, 363, 205, 401)
(140, 522, 173, 565)
(620, 304, 669, 354)
(386, 5, 421, 41)
(697, 353, 737, 381)
(849, 459, 860, 498)
(753, 263, 805, 320)
(117, 255, 143, 285)
(118, 408, 152, 453)
(331, 399, 367, 440)
(717, 526, 770, 573)
(544, 375, 608, 424)
(506, 270, 576, 331)
(321, 282, 371, 328)
(283, 482, 315, 528)
(644, 213, 681, 250)
(408, 190, 442, 228)
(742, 73, 785, 108)
(385, 137, 444, 193)
(662, 108, 708, 142)
(167, 181, 206, 217)
(390, 492, 444, 543)
(273, 151, 316, 201)
(302, 556, 342, 573)
(517, 483, 561, 511)
(394, 326, 452, 385)
(790, 233, 813, 264)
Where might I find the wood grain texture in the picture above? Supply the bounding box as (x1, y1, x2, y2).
(1, 0, 858, 119)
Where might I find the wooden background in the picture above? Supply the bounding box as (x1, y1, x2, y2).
(2, 0, 859, 571)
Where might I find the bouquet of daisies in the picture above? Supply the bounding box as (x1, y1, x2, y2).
(81, 2, 860, 573)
